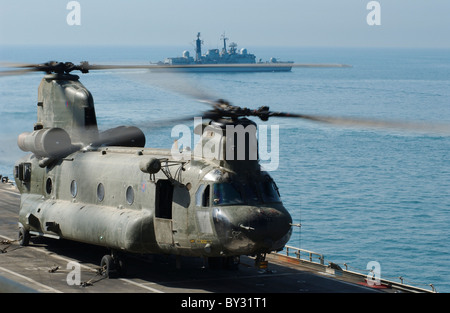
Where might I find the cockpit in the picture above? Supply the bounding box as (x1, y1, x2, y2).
(196, 175, 281, 207)
(195, 170, 292, 255)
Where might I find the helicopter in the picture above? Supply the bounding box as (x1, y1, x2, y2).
(2, 61, 449, 278)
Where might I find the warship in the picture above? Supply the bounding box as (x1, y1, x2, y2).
(155, 33, 294, 72)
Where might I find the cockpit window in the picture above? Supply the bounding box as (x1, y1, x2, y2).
(203, 185, 210, 207)
(195, 184, 206, 206)
(241, 181, 259, 204)
(213, 183, 244, 205)
(195, 184, 211, 207)
(210, 176, 281, 206)
(260, 178, 281, 203)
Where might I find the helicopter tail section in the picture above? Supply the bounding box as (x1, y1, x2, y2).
(36, 74, 99, 147)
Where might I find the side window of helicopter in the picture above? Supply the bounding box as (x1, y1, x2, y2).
(195, 184, 206, 207)
(126, 186, 134, 205)
(70, 180, 78, 198)
(202, 185, 210, 207)
(195, 184, 211, 207)
(213, 183, 243, 205)
(97, 183, 105, 202)
(46, 177, 52, 195)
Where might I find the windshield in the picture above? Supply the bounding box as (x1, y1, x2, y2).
(212, 176, 281, 206)
(213, 182, 244, 205)
(260, 178, 281, 203)
(241, 181, 259, 204)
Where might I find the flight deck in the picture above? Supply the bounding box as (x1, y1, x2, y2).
(0, 182, 433, 295)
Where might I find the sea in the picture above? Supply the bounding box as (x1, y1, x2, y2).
(1, 45, 449, 292)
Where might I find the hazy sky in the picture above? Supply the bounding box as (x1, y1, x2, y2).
(0, 0, 449, 48)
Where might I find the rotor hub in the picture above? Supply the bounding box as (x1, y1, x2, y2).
(37, 61, 90, 74)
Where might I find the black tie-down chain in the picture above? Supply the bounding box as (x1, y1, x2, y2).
(2, 238, 107, 287)
(1, 239, 18, 253)
(46, 263, 107, 287)
(79, 267, 107, 287)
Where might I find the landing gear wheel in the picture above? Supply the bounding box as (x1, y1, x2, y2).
(18, 227, 30, 246)
(100, 255, 116, 278)
(100, 252, 126, 278)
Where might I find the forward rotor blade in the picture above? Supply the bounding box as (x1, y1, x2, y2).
(269, 111, 450, 135)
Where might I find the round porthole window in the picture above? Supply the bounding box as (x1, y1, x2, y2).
(126, 186, 134, 205)
(46, 178, 52, 194)
(70, 180, 78, 197)
(97, 183, 105, 202)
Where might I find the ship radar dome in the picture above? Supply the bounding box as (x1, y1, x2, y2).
(240, 48, 248, 55)
(183, 50, 190, 58)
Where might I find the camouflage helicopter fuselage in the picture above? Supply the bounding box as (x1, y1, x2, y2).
(14, 73, 292, 260)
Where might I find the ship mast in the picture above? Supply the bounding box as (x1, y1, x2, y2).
(195, 32, 203, 62)
(221, 33, 228, 55)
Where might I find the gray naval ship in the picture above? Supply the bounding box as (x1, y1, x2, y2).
(157, 33, 294, 72)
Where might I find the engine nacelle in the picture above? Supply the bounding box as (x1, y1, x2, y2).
(17, 128, 72, 158)
(97, 126, 146, 147)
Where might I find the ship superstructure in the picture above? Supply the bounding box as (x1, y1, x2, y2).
(159, 33, 293, 72)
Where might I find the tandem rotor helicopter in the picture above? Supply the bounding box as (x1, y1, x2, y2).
(1, 61, 448, 278)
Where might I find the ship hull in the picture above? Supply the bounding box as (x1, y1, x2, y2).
(150, 63, 293, 73)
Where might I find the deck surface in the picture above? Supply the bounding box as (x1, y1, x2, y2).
(0, 182, 379, 294)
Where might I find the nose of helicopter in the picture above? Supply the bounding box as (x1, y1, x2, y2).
(212, 204, 293, 255)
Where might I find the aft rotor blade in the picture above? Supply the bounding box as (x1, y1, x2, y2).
(1, 61, 351, 75)
(269, 111, 450, 135)
(0, 68, 40, 76)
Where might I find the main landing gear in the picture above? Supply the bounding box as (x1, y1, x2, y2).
(18, 227, 30, 246)
(254, 253, 269, 271)
(100, 251, 126, 278)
